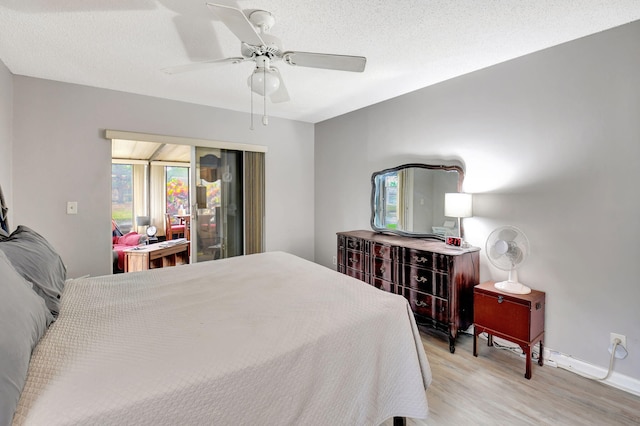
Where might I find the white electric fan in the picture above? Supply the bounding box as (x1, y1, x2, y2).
(485, 226, 531, 295)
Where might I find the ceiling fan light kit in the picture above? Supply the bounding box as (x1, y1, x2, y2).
(164, 3, 367, 127)
(248, 57, 280, 96)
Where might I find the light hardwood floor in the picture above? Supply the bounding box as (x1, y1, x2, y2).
(385, 327, 640, 425)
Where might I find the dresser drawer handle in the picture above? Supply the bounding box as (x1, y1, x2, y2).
(498, 296, 504, 304)
(379, 265, 386, 273)
(415, 300, 430, 308)
(349, 258, 358, 264)
(413, 276, 428, 283)
(412, 256, 429, 264)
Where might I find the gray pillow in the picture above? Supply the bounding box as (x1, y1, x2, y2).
(0, 226, 66, 318)
(0, 250, 53, 426)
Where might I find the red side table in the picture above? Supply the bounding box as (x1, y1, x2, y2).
(473, 281, 545, 379)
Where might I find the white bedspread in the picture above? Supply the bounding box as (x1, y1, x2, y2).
(14, 251, 431, 425)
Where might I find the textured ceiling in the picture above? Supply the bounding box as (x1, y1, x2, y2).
(1, 1, 639, 123)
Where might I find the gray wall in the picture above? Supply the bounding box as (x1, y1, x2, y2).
(0, 59, 12, 221)
(11, 77, 314, 278)
(315, 21, 640, 380)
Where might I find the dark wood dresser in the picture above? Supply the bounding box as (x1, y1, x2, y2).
(337, 230, 480, 353)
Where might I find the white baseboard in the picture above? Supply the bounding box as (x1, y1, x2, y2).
(544, 349, 640, 397)
(474, 332, 640, 397)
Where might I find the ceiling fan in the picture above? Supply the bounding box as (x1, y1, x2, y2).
(163, 3, 367, 126)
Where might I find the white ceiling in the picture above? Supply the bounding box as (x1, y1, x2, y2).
(112, 139, 191, 162)
(1, 1, 639, 124)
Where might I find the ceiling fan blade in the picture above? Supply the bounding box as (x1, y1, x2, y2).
(269, 68, 290, 103)
(162, 57, 245, 74)
(282, 51, 366, 72)
(172, 15, 223, 61)
(206, 3, 265, 46)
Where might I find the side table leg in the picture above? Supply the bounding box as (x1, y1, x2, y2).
(524, 344, 532, 379)
(538, 340, 544, 366)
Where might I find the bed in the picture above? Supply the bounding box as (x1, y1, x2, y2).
(1, 224, 431, 425)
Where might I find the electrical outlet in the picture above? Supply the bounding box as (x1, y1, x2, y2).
(332, 256, 337, 265)
(609, 333, 628, 359)
(610, 333, 627, 349)
(66, 201, 78, 215)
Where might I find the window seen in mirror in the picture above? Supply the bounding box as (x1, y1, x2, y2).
(384, 174, 399, 229)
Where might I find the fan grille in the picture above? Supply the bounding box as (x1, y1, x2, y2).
(485, 226, 530, 271)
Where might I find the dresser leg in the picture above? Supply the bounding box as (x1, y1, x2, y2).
(393, 417, 406, 426)
(473, 331, 478, 357)
(448, 335, 455, 353)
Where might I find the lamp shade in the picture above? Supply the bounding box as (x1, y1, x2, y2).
(444, 193, 473, 218)
(136, 216, 150, 227)
(248, 68, 280, 96)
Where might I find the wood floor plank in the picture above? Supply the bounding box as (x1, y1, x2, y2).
(383, 327, 640, 425)
(422, 327, 640, 425)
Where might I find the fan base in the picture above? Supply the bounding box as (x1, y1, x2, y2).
(494, 280, 531, 295)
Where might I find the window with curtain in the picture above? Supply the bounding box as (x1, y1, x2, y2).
(111, 163, 133, 233)
(112, 162, 149, 234)
(148, 163, 190, 237)
(166, 166, 189, 216)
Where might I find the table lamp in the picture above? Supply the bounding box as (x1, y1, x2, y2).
(444, 193, 473, 238)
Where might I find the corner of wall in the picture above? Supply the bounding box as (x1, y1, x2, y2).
(0, 58, 13, 225)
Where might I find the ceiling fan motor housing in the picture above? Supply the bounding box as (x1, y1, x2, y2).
(248, 10, 275, 32)
(240, 34, 282, 58)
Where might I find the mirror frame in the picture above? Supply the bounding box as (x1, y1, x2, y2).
(370, 163, 464, 240)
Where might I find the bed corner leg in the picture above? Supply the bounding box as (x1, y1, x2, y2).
(393, 417, 406, 426)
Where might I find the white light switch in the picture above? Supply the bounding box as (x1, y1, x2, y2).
(67, 201, 78, 215)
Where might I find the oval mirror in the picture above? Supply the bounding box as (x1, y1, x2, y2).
(370, 163, 464, 239)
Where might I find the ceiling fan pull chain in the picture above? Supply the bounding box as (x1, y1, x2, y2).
(249, 74, 254, 130)
(262, 66, 269, 125)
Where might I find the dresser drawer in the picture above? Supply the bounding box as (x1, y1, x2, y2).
(345, 237, 364, 251)
(402, 248, 450, 272)
(371, 256, 393, 281)
(345, 267, 366, 281)
(371, 242, 392, 259)
(346, 249, 365, 270)
(400, 265, 449, 298)
(371, 277, 393, 292)
(337, 235, 346, 270)
(400, 288, 448, 324)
